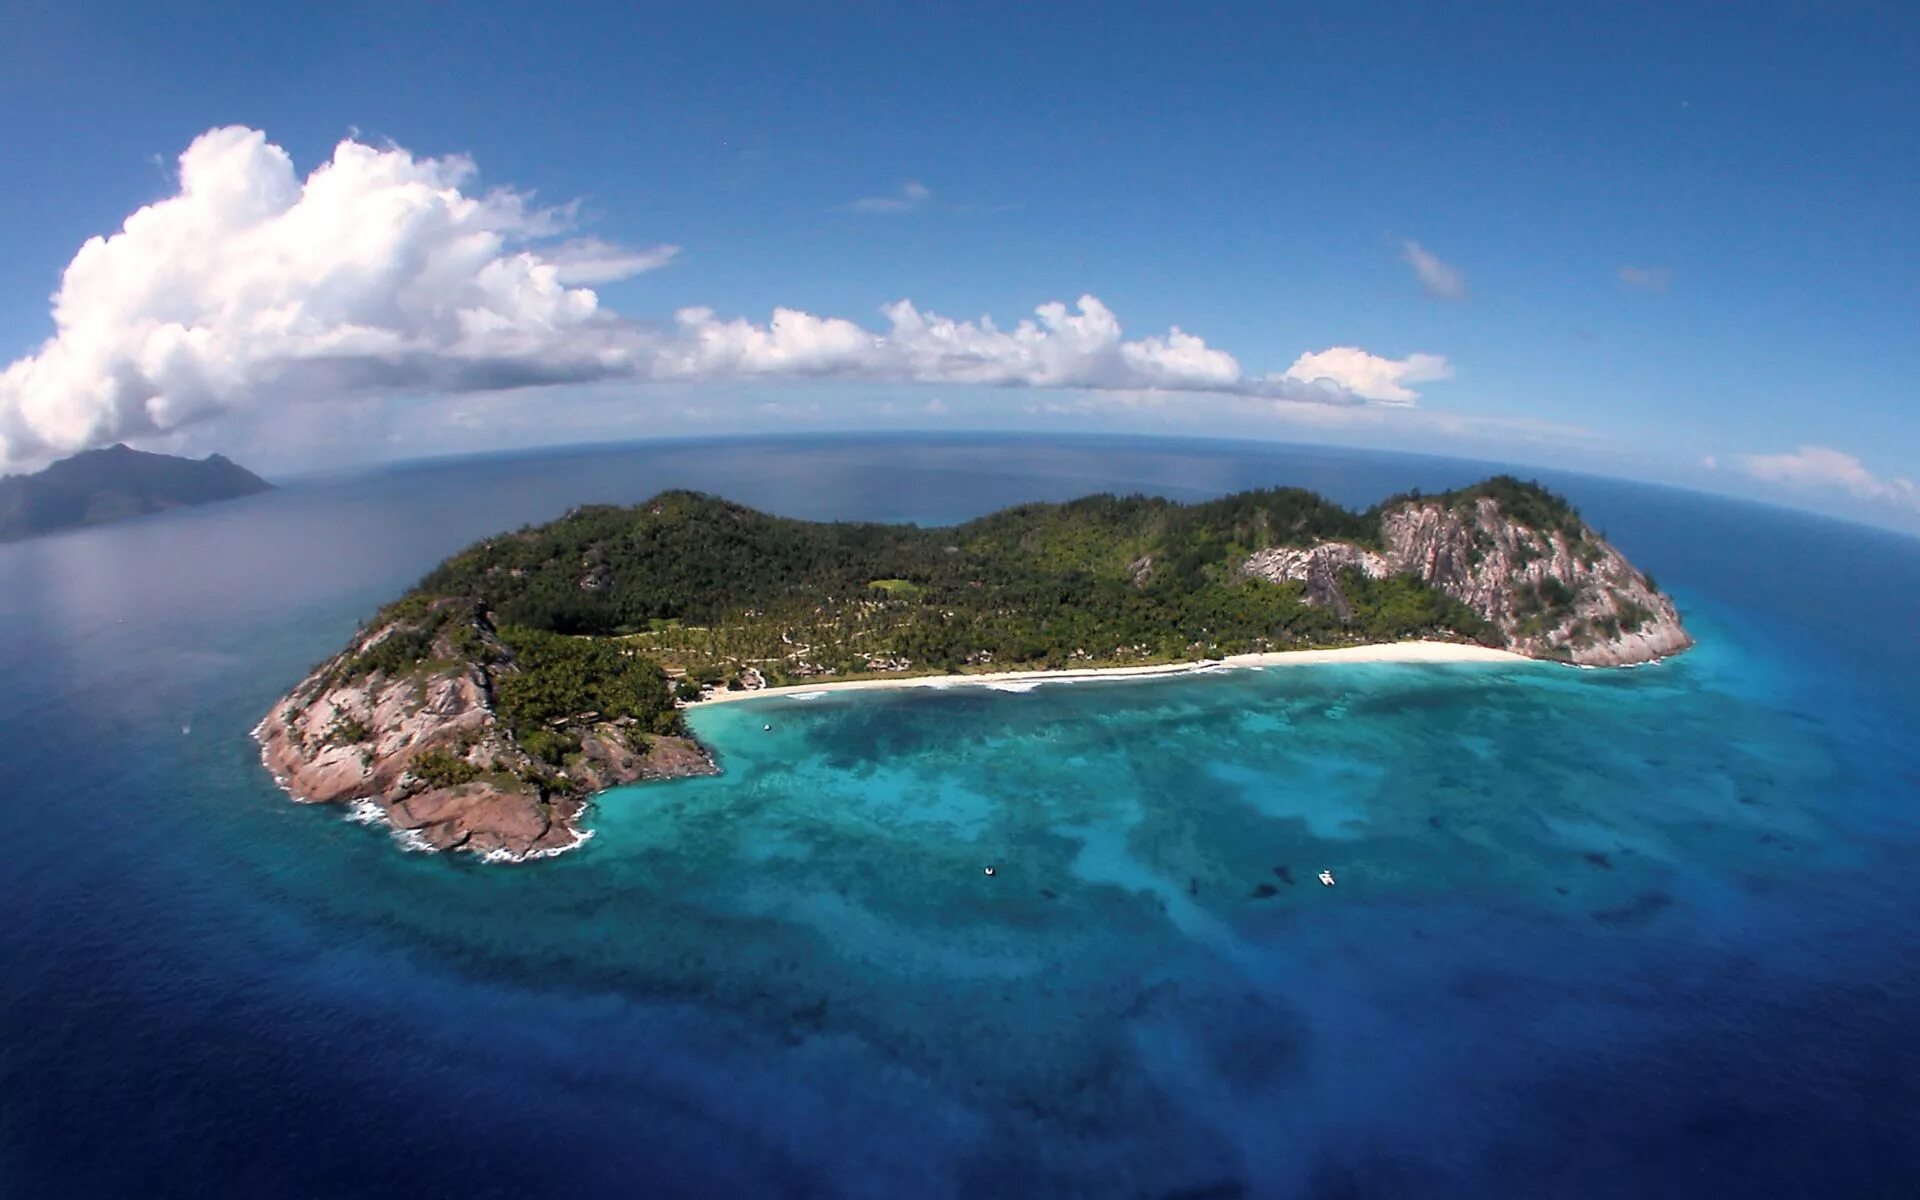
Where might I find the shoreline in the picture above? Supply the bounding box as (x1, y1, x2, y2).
(687, 640, 1533, 707)
(257, 637, 1638, 863)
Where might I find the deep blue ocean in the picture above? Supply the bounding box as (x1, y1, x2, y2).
(2, 434, 1916, 1199)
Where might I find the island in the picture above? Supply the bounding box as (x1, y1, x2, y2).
(0, 443, 274, 543)
(257, 476, 1690, 860)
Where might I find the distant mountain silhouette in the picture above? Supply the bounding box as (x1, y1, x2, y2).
(0, 444, 274, 543)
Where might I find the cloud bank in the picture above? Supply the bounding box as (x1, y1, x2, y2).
(1401, 240, 1467, 301)
(1731, 445, 1918, 511)
(0, 128, 1448, 465)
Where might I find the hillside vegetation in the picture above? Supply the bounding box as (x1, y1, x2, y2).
(387, 481, 1565, 692)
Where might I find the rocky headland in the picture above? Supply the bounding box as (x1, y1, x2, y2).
(257, 601, 715, 860)
(1242, 491, 1689, 666)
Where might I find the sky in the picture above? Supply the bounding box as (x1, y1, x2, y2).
(1, 1, 1915, 530)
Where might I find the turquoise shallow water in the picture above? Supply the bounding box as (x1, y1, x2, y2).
(2, 435, 1917, 1197)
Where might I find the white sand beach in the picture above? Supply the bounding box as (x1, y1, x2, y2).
(688, 640, 1531, 706)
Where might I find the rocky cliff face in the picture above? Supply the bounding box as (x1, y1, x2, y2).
(1238, 543, 1392, 621)
(256, 605, 716, 860)
(1243, 495, 1690, 666)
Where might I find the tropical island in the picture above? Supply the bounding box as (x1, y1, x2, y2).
(257, 476, 1690, 860)
(0, 443, 273, 542)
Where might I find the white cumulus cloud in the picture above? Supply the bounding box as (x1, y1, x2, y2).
(1735, 445, 1918, 511)
(0, 126, 641, 463)
(1401, 239, 1468, 301)
(0, 127, 1451, 465)
(1279, 346, 1452, 404)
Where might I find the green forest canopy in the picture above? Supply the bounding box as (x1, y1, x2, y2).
(347, 477, 1589, 694)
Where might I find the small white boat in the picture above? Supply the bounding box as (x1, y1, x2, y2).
(1318, 869, 1336, 886)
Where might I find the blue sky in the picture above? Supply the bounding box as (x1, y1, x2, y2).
(2, 2, 1915, 529)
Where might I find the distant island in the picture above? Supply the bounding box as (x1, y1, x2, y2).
(0, 444, 273, 543)
(258, 477, 1690, 860)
